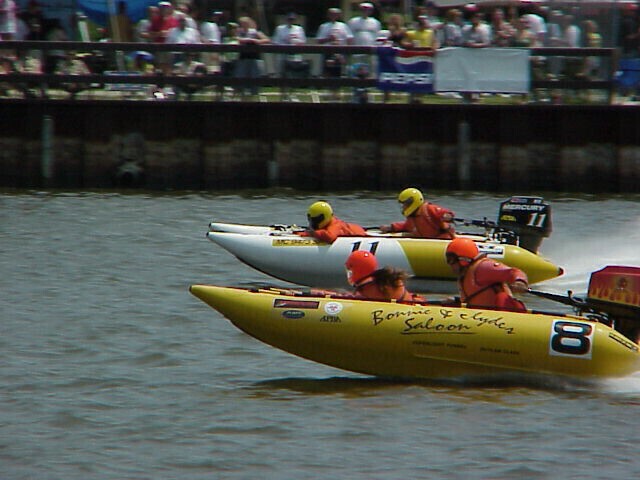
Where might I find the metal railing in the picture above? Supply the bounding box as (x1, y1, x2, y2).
(0, 41, 617, 102)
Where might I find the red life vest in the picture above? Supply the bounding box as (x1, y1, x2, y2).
(390, 202, 455, 239)
(311, 217, 367, 243)
(459, 256, 527, 312)
(354, 276, 425, 303)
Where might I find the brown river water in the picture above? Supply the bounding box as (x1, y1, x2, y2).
(2, 190, 640, 479)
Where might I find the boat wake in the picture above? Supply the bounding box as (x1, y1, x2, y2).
(249, 374, 597, 397)
(598, 372, 640, 398)
(544, 222, 640, 293)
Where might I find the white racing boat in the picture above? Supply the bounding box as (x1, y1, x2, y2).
(207, 196, 563, 292)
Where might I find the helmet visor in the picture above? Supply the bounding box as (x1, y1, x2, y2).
(308, 213, 324, 230)
(446, 253, 459, 265)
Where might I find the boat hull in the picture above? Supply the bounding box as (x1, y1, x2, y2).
(206, 225, 562, 291)
(190, 285, 640, 380)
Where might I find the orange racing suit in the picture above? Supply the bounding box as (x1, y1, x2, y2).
(389, 202, 455, 239)
(458, 255, 528, 312)
(298, 217, 367, 244)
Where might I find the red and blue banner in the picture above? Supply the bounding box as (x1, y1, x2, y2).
(376, 47, 434, 93)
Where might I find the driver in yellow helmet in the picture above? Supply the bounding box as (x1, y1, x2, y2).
(380, 188, 456, 239)
(297, 201, 367, 244)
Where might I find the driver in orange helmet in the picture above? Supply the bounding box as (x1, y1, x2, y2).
(379, 187, 455, 239)
(445, 237, 528, 312)
(297, 201, 367, 244)
(344, 250, 425, 302)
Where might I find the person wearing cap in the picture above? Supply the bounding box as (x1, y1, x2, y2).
(379, 187, 455, 239)
(297, 201, 367, 244)
(200, 10, 221, 44)
(348, 2, 381, 47)
(445, 237, 528, 312)
(150, 1, 179, 74)
(272, 11, 307, 91)
(316, 8, 353, 79)
(348, 3, 381, 79)
(200, 9, 222, 73)
(345, 250, 424, 302)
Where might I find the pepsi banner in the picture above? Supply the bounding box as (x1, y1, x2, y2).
(376, 47, 434, 93)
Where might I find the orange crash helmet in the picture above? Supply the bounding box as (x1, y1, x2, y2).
(445, 237, 479, 267)
(345, 250, 379, 286)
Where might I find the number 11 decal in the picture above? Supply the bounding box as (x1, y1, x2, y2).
(527, 213, 547, 228)
(351, 241, 380, 255)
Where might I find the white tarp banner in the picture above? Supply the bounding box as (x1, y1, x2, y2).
(435, 48, 531, 94)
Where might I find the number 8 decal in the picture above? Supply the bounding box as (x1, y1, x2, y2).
(549, 320, 594, 359)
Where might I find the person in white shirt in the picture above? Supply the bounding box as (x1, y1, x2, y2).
(200, 10, 221, 44)
(272, 12, 307, 97)
(317, 8, 353, 46)
(200, 10, 222, 73)
(167, 13, 201, 69)
(167, 13, 201, 44)
(272, 12, 307, 75)
(348, 2, 381, 77)
(317, 8, 353, 78)
(348, 2, 381, 46)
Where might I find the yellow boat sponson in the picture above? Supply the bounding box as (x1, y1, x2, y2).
(190, 285, 640, 380)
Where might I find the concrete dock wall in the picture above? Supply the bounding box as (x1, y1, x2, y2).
(1, 101, 640, 192)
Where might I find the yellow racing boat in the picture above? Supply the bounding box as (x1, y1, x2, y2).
(190, 267, 640, 381)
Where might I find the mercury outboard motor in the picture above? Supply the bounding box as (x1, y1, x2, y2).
(497, 196, 552, 254)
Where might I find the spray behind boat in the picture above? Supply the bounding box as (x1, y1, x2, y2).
(495, 196, 552, 254)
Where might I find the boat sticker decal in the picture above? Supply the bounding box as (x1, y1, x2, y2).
(549, 320, 593, 359)
(282, 310, 305, 319)
(371, 308, 515, 335)
(324, 302, 343, 315)
(272, 239, 321, 246)
(608, 332, 639, 352)
(477, 244, 505, 257)
(350, 241, 380, 255)
(320, 315, 341, 323)
(458, 311, 514, 334)
(274, 299, 320, 309)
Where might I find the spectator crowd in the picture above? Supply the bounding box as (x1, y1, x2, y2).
(1, 0, 638, 100)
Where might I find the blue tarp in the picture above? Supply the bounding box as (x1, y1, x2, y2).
(616, 59, 640, 89)
(76, 0, 156, 26)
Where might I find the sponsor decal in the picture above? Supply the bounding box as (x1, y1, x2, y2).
(282, 310, 305, 319)
(608, 332, 639, 352)
(320, 315, 341, 323)
(478, 244, 505, 256)
(274, 299, 320, 309)
(500, 204, 547, 212)
(324, 301, 343, 315)
(272, 238, 319, 247)
(376, 47, 434, 93)
(371, 308, 514, 335)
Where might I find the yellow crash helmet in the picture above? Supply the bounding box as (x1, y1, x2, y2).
(398, 187, 424, 217)
(307, 201, 333, 229)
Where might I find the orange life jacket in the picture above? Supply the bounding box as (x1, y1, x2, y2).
(354, 276, 425, 303)
(459, 256, 527, 312)
(390, 202, 455, 239)
(311, 217, 367, 243)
